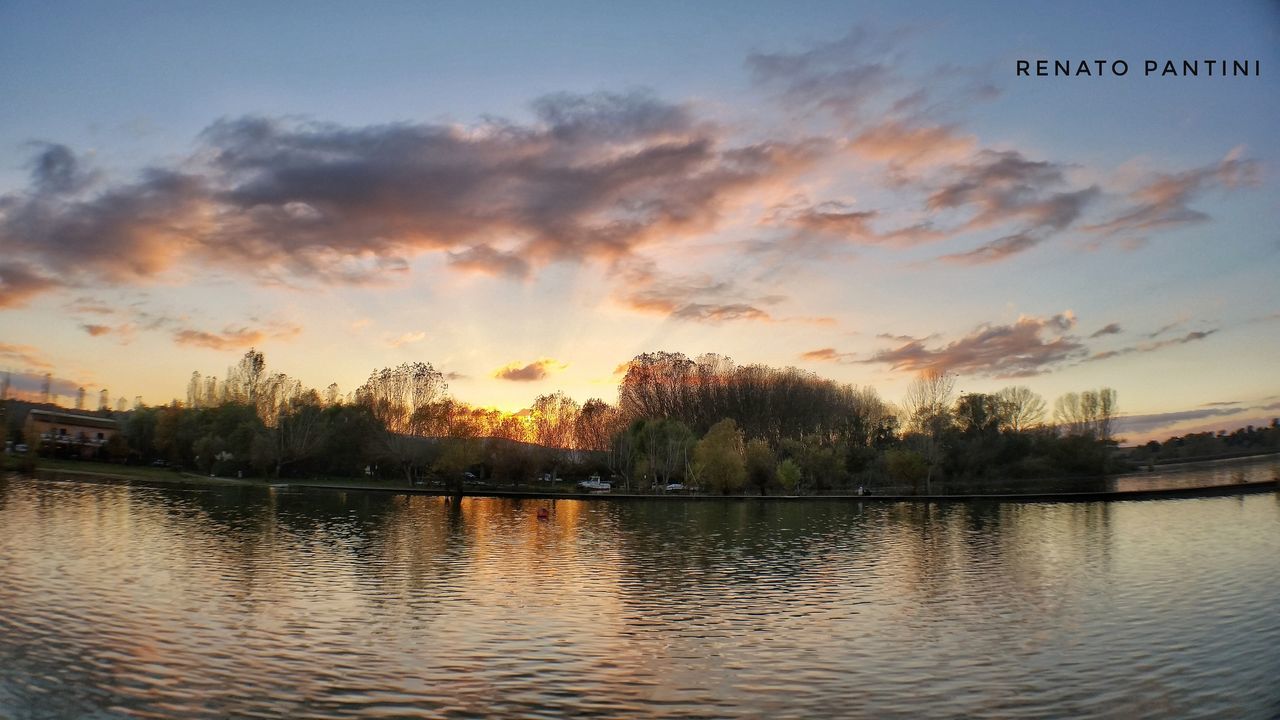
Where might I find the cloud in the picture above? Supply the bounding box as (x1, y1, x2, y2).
(1086, 151, 1260, 238)
(66, 297, 117, 315)
(850, 120, 976, 171)
(81, 324, 112, 337)
(493, 358, 568, 382)
(1200, 400, 1240, 407)
(0, 262, 61, 309)
(1146, 320, 1185, 338)
(446, 245, 532, 278)
(0, 163, 207, 285)
(746, 26, 995, 158)
(772, 149, 1100, 266)
(612, 259, 780, 324)
(924, 151, 1100, 263)
(799, 347, 857, 363)
(27, 142, 100, 195)
(770, 199, 947, 250)
(746, 26, 903, 121)
(172, 323, 301, 350)
(1115, 407, 1246, 436)
(1086, 329, 1216, 362)
(0, 91, 826, 304)
(1089, 323, 1122, 338)
(674, 303, 772, 322)
(863, 312, 1085, 377)
(386, 331, 426, 348)
(0, 343, 52, 370)
(2, 370, 83, 401)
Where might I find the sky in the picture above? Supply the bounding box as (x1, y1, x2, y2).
(1, 0, 1278, 442)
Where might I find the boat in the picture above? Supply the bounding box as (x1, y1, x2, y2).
(577, 474, 611, 492)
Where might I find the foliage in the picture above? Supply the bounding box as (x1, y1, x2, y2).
(744, 439, 776, 495)
(775, 459, 801, 492)
(693, 419, 745, 494)
(884, 448, 928, 487)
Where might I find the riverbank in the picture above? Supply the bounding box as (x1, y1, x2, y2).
(14, 459, 1277, 504)
(278, 479, 1278, 503)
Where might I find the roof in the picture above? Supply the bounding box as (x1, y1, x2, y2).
(26, 409, 120, 430)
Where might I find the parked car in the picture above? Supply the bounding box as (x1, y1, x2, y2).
(664, 483, 685, 492)
(15, 444, 29, 454)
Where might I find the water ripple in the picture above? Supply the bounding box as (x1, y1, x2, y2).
(1, 474, 1278, 718)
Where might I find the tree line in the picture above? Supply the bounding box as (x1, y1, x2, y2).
(16, 348, 1255, 493)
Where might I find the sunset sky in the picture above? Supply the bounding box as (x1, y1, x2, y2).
(2, 1, 1278, 442)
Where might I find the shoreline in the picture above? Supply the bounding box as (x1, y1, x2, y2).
(17, 467, 1278, 504)
(280, 479, 1279, 503)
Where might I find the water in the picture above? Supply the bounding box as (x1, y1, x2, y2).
(1, 469, 1278, 718)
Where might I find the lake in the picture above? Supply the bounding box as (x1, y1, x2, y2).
(1, 465, 1278, 718)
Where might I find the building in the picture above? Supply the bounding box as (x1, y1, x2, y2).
(24, 409, 121, 459)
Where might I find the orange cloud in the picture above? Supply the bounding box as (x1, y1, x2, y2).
(851, 121, 975, 170)
(492, 358, 568, 382)
(172, 323, 301, 350)
(0, 343, 52, 370)
(800, 347, 856, 363)
(386, 331, 426, 348)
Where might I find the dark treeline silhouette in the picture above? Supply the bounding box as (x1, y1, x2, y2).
(12, 348, 1271, 494)
(1124, 421, 1280, 464)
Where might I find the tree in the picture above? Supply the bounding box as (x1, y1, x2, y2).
(1054, 387, 1118, 442)
(744, 438, 776, 495)
(531, 391, 580, 449)
(574, 398, 619, 452)
(776, 459, 801, 493)
(355, 362, 448, 483)
(903, 369, 956, 434)
(187, 371, 203, 408)
(995, 386, 1046, 432)
(693, 419, 745, 494)
(257, 388, 329, 478)
(226, 349, 267, 414)
(902, 370, 955, 492)
(885, 448, 929, 491)
(954, 394, 1001, 436)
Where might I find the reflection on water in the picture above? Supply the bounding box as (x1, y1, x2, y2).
(1, 472, 1278, 719)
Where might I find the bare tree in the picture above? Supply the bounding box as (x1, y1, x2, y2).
(204, 376, 219, 407)
(355, 362, 448, 483)
(903, 369, 956, 434)
(225, 349, 267, 412)
(187, 371, 203, 408)
(995, 386, 1046, 432)
(1054, 388, 1118, 441)
(902, 370, 956, 494)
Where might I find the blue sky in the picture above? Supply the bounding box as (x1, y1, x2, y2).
(1, 1, 1278, 440)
